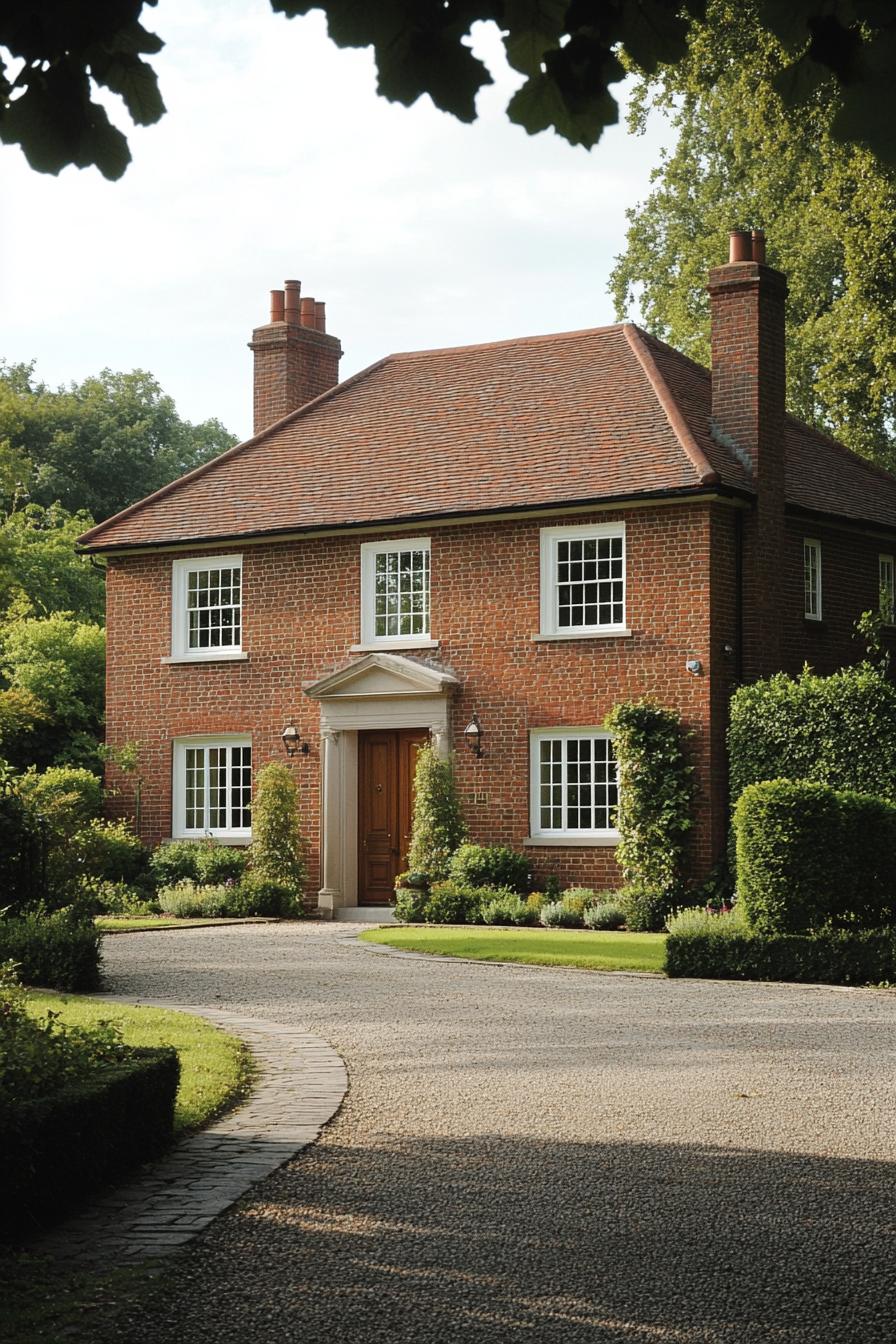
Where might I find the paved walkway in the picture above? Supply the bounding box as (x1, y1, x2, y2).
(37, 1001, 347, 1263)
(79, 924, 896, 1342)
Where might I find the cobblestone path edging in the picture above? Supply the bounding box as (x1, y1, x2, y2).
(35, 997, 348, 1264)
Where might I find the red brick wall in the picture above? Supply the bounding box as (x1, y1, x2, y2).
(104, 500, 723, 896)
(248, 322, 341, 435)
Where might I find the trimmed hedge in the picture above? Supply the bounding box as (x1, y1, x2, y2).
(0, 1045, 179, 1238)
(734, 779, 896, 934)
(729, 663, 896, 808)
(448, 844, 530, 894)
(0, 910, 101, 990)
(665, 927, 896, 987)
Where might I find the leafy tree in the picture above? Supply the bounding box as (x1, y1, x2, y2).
(0, 503, 104, 621)
(406, 744, 466, 883)
(610, 0, 896, 467)
(250, 762, 307, 891)
(3, 2, 896, 180)
(0, 612, 105, 766)
(0, 361, 236, 522)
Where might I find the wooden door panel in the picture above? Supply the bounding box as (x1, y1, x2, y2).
(358, 728, 428, 905)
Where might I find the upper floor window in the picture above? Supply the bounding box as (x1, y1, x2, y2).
(880, 554, 895, 624)
(171, 556, 243, 659)
(539, 523, 626, 638)
(360, 538, 431, 646)
(529, 729, 619, 840)
(172, 736, 251, 839)
(803, 539, 822, 620)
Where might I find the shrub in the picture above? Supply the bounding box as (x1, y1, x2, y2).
(540, 900, 582, 929)
(90, 881, 159, 917)
(0, 775, 37, 915)
(395, 870, 429, 891)
(622, 882, 677, 933)
(393, 887, 431, 923)
(0, 909, 101, 991)
(733, 779, 896, 935)
(149, 840, 201, 887)
(603, 699, 693, 893)
(665, 925, 896, 987)
(406, 745, 466, 883)
(424, 880, 483, 925)
(562, 887, 599, 908)
(479, 891, 537, 926)
(559, 891, 588, 922)
(525, 891, 549, 916)
(18, 765, 103, 837)
(195, 842, 249, 886)
(583, 902, 627, 931)
(728, 662, 896, 810)
(448, 844, 530, 894)
(665, 905, 749, 937)
(250, 762, 307, 891)
(73, 818, 150, 888)
(157, 881, 230, 918)
(228, 872, 297, 918)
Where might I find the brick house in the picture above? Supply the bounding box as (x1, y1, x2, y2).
(79, 232, 896, 916)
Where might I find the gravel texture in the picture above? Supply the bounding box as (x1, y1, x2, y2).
(98, 922, 896, 1343)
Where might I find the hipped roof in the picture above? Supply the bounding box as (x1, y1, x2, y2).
(78, 322, 896, 552)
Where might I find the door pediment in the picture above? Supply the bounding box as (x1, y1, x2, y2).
(304, 652, 459, 701)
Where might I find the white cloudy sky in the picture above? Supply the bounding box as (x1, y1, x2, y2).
(1, 0, 671, 442)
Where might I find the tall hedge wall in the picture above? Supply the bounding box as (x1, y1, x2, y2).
(728, 664, 896, 808)
(733, 779, 896, 935)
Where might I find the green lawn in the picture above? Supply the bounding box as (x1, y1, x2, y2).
(25, 991, 254, 1134)
(361, 925, 667, 973)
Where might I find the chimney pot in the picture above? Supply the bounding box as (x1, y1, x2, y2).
(270, 289, 285, 323)
(314, 301, 326, 333)
(300, 297, 316, 328)
(751, 229, 767, 264)
(729, 229, 753, 263)
(284, 279, 301, 326)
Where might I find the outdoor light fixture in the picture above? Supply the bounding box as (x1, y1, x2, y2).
(685, 657, 703, 676)
(464, 712, 484, 758)
(281, 723, 309, 756)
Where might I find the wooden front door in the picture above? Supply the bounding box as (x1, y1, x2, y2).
(358, 729, 427, 904)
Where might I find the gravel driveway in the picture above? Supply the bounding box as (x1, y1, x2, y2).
(99, 923, 896, 1343)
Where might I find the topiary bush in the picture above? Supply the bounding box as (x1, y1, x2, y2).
(583, 902, 627, 931)
(0, 909, 101, 991)
(149, 840, 201, 888)
(406, 744, 466, 883)
(604, 699, 692, 896)
(448, 844, 530, 894)
(250, 762, 307, 893)
(733, 779, 896, 935)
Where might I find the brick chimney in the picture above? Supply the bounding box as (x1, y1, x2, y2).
(248, 280, 342, 435)
(708, 229, 788, 676)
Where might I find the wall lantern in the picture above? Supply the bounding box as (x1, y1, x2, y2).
(463, 712, 484, 758)
(281, 722, 309, 756)
(685, 657, 703, 676)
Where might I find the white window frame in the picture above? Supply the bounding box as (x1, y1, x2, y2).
(879, 553, 895, 625)
(528, 728, 620, 845)
(170, 555, 245, 661)
(358, 537, 436, 649)
(172, 735, 252, 840)
(538, 522, 628, 639)
(803, 539, 822, 621)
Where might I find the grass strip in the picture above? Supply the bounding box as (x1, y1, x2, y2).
(25, 992, 254, 1136)
(360, 925, 666, 973)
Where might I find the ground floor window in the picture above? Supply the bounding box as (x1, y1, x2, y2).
(529, 729, 619, 839)
(172, 736, 252, 839)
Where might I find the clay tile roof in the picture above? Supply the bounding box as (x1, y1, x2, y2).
(78, 322, 896, 551)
